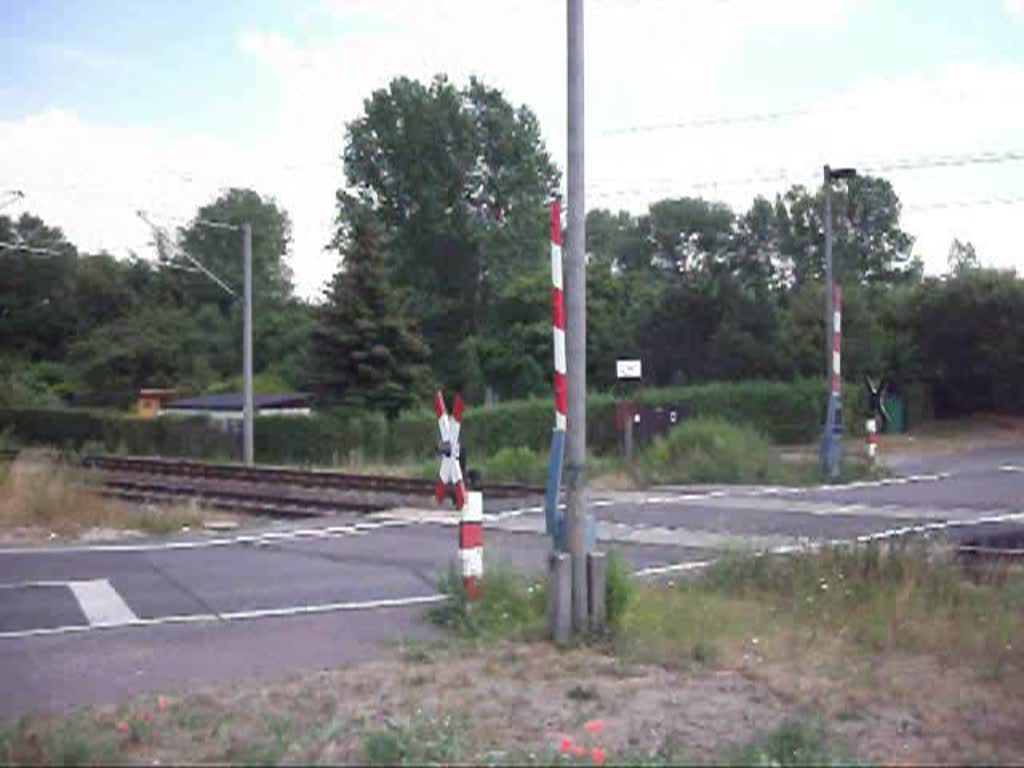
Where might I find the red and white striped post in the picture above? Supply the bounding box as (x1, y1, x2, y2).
(865, 416, 878, 463)
(551, 200, 568, 433)
(544, 200, 568, 544)
(831, 283, 842, 397)
(459, 491, 484, 599)
(433, 391, 481, 599)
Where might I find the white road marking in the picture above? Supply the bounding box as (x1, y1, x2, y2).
(0, 593, 447, 641)
(1000, 465, 1024, 473)
(0, 518, 408, 555)
(0, 580, 70, 591)
(67, 579, 138, 626)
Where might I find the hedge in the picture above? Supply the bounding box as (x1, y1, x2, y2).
(0, 378, 876, 465)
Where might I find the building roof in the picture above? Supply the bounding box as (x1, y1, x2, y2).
(162, 392, 313, 411)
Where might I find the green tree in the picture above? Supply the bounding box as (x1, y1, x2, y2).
(0, 213, 79, 361)
(338, 75, 560, 396)
(311, 211, 431, 419)
(175, 188, 294, 312)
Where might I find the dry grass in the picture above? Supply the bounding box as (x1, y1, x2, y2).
(0, 449, 205, 538)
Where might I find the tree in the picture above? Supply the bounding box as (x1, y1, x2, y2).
(311, 211, 431, 419)
(0, 213, 79, 361)
(176, 188, 294, 312)
(338, 75, 560, 396)
(761, 177, 919, 289)
(947, 238, 979, 276)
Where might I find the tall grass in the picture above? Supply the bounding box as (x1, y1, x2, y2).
(619, 544, 1024, 670)
(0, 449, 203, 535)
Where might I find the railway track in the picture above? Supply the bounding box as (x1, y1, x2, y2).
(80, 454, 543, 498)
(4, 449, 542, 519)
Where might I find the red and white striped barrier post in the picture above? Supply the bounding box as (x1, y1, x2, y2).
(460, 491, 484, 599)
(543, 200, 568, 544)
(831, 283, 842, 397)
(434, 391, 482, 599)
(551, 200, 568, 434)
(865, 416, 878, 463)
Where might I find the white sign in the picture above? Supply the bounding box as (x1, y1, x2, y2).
(616, 359, 642, 379)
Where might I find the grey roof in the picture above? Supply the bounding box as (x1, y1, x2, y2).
(163, 392, 313, 411)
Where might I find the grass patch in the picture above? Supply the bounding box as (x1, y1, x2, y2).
(635, 417, 880, 486)
(722, 718, 857, 767)
(362, 713, 467, 766)
(427, 562, 546, 640)
(0, 449, 204, 537)
(618, 544, 1024, 671)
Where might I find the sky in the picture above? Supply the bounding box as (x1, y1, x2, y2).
(1, 0, 1023, 300)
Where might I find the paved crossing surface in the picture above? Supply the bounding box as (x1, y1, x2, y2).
(1, 444, 1021, 717)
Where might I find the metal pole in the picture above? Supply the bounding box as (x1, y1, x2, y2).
(242, 223, 255, 466)
(566, 0, 588, 633)
(823, 166, 833, 380)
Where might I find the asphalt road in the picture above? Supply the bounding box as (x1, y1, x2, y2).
(1, 442, 1022, 718)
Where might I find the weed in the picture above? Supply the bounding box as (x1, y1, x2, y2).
(566, 685, 598, 702)
(721, 718, 856, 766)
(362, 713, 465, 766)
(45, 721, 117, 767)
(605, 548, 634, 630)
(427, 563, 545, 640)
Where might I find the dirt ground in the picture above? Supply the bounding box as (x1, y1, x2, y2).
(4, 638, 1022, 766)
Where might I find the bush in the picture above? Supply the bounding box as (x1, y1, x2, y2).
(637, 417, 779, 485)
(427, 563, 545, 640)
(605, 548, 633, 630)
(483, 446, 547, 485)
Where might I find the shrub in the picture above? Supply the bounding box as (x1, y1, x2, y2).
(605, 548, 633, 630)
(427, 563, 545, 640)
(637, 417, 778, 485)
(483, 446, 547, 485)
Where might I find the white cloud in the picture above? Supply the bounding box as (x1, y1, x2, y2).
(2, 0, 1021, 304)
(1005, 0, 1024, 21)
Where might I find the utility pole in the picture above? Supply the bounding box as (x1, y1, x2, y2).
(242, 223, 255, 466)
(565, 0, 588, 632)
(820, 165, 856, 481)
(823, 166, 833, 382)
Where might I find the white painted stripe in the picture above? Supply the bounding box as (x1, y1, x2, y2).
(833, 351, 841, 377)
(0, 580, 70, 591)
(866, 418, 876, 433)
(219, 594, 446, 621)
(550, 243, 563, 289)
(633, 560, 713, 578)
(0, 520, 403, 555)
(833, 310, 841, 334)
(1000, 464, 1024, 473)
(555, 412, 567, 430)
(68, 579, 137, 627)
(868, 443, 877, 458)
(0, 612, 219, 640)
(461, 492, 483, 523)
(553, 327, 567, 373)
(460, 547, 483, 578)
(0, 594, 451, 641)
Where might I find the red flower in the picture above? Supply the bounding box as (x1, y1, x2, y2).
(584, 719, 605, 734)
(157, 695, 169, 711)
(559, 737, 573, 754)
(574, 745, 587, 757)
(116, 721, 129, 732)
(591, 746, 606, 765)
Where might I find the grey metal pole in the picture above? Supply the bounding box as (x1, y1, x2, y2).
(566, 0, 588, 633)
(823, 166, 833, 380)
(242, 223, 255, 466)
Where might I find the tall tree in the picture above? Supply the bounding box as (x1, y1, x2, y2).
(311, 210, 430, 419)
(176, 188, 294, 312)
(338, 75, 560, 396)
(0, 213, 80, 361)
